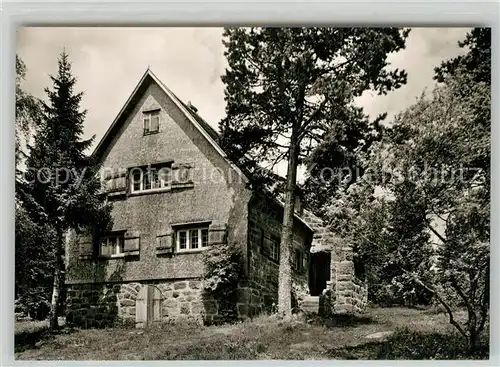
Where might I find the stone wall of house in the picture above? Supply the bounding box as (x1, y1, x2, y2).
(245, 195, 312, 316)
(303, 211, 368, 314)
(66, 279, 220, 328)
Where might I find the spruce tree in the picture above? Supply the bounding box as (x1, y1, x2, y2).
(20, 51, 112, 329)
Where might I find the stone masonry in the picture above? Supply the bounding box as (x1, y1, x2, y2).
(245, 195, 311, 315)
(302, 211, 368, 314)
(66, 279, 218, 328)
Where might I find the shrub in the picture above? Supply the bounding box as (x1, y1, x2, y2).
(202, 242, 244, 323)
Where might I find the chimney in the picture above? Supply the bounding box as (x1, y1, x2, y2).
(187, 101, 198, 113)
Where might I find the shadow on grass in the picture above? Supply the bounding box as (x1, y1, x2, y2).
(15, 325, 52, 353)
(308, 313, 376, 329)
(15, 324, 75, 353)
(327, 328, 489, 360)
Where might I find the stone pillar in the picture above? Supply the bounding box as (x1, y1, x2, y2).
(332, 245, 355, 313)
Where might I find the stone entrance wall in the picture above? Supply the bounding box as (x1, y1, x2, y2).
(302, 211, 368, 314)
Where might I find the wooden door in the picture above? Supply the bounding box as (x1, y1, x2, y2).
(136, 285, 162, 328)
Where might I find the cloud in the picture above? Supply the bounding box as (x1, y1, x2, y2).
(17, 26, 470, 172)
(355, 27, 470, 122)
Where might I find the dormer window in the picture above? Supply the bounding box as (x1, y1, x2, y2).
(143, 109, 160, 135)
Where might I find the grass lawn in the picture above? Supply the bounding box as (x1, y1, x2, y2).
(15, 307, 488, 360)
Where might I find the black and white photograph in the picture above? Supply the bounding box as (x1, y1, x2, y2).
(14, 26, 490, 360)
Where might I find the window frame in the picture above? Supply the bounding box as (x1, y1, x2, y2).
(143, 109, 160, 135)
(175, 227, 210, 253)
(270, 240, 279, 261)
(129, 165, 172, 194)
(293, 249, 307, 273)
(264, 235, 280, 262)
(99, 233, 125, 258)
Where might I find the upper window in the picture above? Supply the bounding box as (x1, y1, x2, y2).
(143, 110, 160, 135)
(100, 234, 125, 257)
(264, 235, 280, 261)
(176, 227, 209, 253)
(293, 249, 307, 273)
(130, 165, 172, 194)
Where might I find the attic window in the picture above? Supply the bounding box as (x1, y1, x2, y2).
(143, 110, 160, 135)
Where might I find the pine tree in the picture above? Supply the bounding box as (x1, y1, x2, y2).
(434, 27, 491, 85)
(20, 51, 112, 329)
(220, 28, 410, 317)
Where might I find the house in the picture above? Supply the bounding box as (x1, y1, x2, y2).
(64, 69, 367, 328)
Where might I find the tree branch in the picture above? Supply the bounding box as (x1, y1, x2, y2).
(450, 278, 474, 322)
(265, 150, 288, 172)
(411, 274, 468, 340)
(426, 220, 447, 244)
(297, 98, 328, 141)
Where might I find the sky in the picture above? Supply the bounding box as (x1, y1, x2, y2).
(17, 27, 471, 173)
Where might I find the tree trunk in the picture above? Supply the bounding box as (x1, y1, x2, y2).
(49, 233, 63, 330)
(467, 325, 482, 356)
(277, 141, 299, 318)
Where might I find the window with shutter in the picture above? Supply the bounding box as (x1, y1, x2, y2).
(143, 110, 160, 135)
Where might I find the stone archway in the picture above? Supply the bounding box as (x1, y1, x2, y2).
(136, 284, 163, 328)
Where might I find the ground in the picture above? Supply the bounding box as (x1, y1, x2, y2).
(15, 307, 488, 360)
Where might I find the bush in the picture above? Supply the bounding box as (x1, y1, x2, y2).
(202, 242, 244, 323)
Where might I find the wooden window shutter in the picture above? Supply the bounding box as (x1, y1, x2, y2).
(78, 235, 94, 259)
(103, 176, 114, 192)
(150, 112, 160, 132)
(171, 163, 194, 186)
(208, 223, 227, 245)
(156, 229, 173, 255)
(113, 169, 128, 191)
(124, 230, 140, 256)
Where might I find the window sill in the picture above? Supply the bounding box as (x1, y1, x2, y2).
(107, 190, 127, 198)
(128, 182, 194, 197)
(171, 182, 194, 190)
(98, 254, 125, 259)
(129, 187, 172, 197)
(174, 248, 209, 255)
(97, 251, 139, 259)
(156, 247, 173, 256)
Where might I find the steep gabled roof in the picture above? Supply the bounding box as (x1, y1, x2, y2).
(92, 69, 246, 182)
(92, 68, 313, 232)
